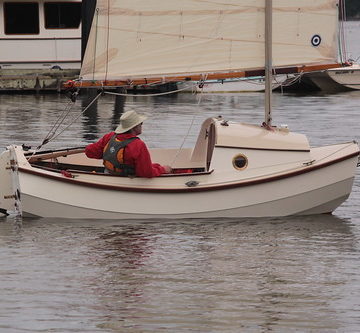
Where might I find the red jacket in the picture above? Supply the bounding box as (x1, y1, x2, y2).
(85, 132, 166, 178)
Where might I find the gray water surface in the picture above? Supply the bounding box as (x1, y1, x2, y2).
(0, 214, 360, 333)
(0, 89, 360, 332)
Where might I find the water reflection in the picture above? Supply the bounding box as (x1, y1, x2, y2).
(80, 88, 126, 142)
(112, 88, 126, 127)
(38, 215, 354, 331)
(1, 213, 359, 331)
(1, 90, 359, 152)
(81, 89, 99, 141)
(89, 215, 356, 331)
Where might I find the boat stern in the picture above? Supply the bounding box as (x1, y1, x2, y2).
(0, 146, 23, 216)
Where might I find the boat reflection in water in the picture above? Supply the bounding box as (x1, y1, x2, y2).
(2, 213, 352, 331)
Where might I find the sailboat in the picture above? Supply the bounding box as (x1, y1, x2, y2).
(327, 62, 360, 90)
(301, 62, 360, 92)
(0, 0, 359, 219)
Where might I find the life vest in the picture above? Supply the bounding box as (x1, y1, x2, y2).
(103, 135, 139, 176)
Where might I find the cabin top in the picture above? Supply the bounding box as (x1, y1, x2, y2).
(214, 119, 310, 151)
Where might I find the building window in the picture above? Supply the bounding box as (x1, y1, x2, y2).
(4, 2, 39, 34)
(44, 2, 81, 29)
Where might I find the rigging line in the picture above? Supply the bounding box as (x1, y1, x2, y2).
(339, 0, 347, 62)
(42, 98, 75, 143)
(278, 72, 303, 94)
(210, 144, 356, 186)
(25, 99, 76, 161)
(92, 8, 99, 81)
(209, 164, 312, 186)
(169, 75, 208, 167)
(26, 92, 103, 161)
(237, 159, 314, 175)
(103, 83, 197, 97)
(50, 92, 103, 142)
(105, 0, 110, 82)
(280, 73, 302, 87)
(236, 143, 353, 173)
(312, 142, 356, 164)
(250, 144, 353, 173)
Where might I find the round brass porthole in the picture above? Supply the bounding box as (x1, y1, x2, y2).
(232, 154, 248, 170)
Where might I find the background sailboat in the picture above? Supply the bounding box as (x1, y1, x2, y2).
(295, 62, 360, 92)
(0, 0, 359, 219)
(280, 3, 360, 92)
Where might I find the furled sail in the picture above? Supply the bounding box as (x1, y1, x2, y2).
(78, 0, 340, 87)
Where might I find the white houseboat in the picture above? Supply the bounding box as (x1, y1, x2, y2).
(0, 0, 81, 91)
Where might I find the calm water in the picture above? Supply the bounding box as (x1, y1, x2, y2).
(0, 23, 360, 333)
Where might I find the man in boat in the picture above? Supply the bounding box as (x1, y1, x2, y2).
(85, 110, 172, 177)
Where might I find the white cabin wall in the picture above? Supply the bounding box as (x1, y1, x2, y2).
(209, 147, 312, 181)
(0, 0, 81, 68)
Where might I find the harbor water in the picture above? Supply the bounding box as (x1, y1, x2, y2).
(0, 23, 360, 333)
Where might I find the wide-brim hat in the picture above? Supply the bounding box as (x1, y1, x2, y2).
(115, 110, 147, 133)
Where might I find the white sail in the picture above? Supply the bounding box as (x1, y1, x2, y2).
(80, 0, 340, 84)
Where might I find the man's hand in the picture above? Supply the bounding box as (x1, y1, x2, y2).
(163, 165, 172, 174)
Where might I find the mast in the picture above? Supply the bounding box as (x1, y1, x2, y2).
(265, 0, 272, 126)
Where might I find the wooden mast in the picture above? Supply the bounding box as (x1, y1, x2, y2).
(265, 0, 273, 126)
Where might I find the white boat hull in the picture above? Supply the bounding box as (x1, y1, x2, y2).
(302, 64, 360, 92)
(18, 164, 355, 219)
(1, 119, 359, 219)
(327, 64, 360, 90)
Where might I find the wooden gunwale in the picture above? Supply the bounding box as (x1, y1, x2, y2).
(19, 151, 360, 193)
(30, 162, 208, 177)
